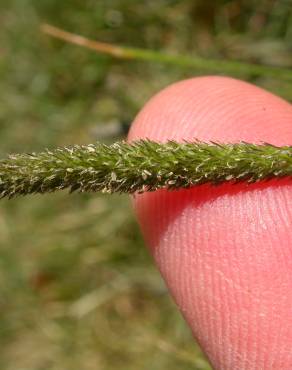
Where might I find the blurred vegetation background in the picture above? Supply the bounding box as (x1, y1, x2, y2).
(0, 1, 291, 369)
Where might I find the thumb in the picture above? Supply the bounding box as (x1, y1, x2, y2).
(128, 76, 292, 370)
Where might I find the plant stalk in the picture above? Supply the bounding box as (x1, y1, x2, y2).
(41, 24, 292, 82)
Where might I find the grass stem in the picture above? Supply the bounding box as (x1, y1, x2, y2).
(41, 24, 292, 82)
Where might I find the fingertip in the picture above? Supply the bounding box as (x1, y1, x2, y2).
(129, 76, 292, 368)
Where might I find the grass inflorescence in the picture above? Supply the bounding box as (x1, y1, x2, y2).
(1, 140, 292, 198)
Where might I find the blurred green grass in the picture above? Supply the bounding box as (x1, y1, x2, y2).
(0, 1, 291, 369)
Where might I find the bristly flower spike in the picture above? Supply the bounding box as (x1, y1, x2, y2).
(1, 140, 292, 199)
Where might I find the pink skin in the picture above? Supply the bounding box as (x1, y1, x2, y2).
(127, 76, 292, 370)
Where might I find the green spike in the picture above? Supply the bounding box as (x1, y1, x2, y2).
(1, 140, 292, 199)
